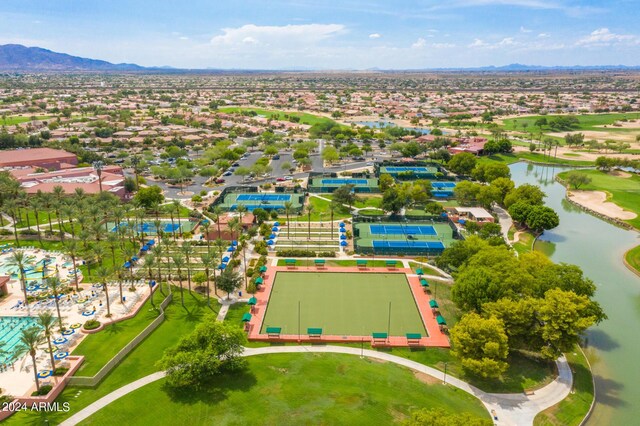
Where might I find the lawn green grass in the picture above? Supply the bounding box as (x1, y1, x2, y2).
(282, 196, 351, 222)
(262, 272, 426, 336)
(80, 353, 491, 426)
(218, 107, 335, 126)
(476, 152, 595, 167)
(557, 169, 640, 229)
(534, 346, 593, 426)
(4, 288, 217, 425)
(503, 113, 640, 133)
(513, 229, 536, 255)
(72, 288, 165, 376)
(625, 244, 640, 276)
(2, 115, 52, 125)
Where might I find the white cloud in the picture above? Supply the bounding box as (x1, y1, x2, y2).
(210, 23, 345, 47)
(520, 26, 532, 33)
(179, 36, 189, 41)
(576, 28, 639, 46)
(538, 33, 550, 38)
(498, 37, 517, 46)
(412, 37, 427, 48)
(369, 33, 381, 39)
(468, 38, 487, 48)
(432, 43, 456, 48)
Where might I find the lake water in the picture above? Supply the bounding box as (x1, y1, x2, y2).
(510, 162, 640, 424)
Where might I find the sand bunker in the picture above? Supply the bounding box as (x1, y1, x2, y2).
(568, 190, 637, 220)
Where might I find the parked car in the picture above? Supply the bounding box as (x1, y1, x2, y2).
(223, 171, 233, 176)
(284, 175, 294, 180)
(232, 162, 240, 167)
(273, 154, 280, 160)
(215, 178, 226, 184)
(276, 177, 286, 182)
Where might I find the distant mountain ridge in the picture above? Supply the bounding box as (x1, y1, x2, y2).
(0, 44, 145, 71)
(0, 44, 638, 72)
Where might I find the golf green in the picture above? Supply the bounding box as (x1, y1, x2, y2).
(260, 272, 427, 336)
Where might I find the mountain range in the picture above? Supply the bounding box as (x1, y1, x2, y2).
(1, 44, 639, 73)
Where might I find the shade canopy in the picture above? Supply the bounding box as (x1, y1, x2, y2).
(232, 240, 238, 246)
(340, 241, 348, 246)
(339, 222, 345, 226)
(147, 240, 155, 245)
(416, 268, 423, 275)
(54, 351, 69, 360)
(420, 279, 429, 287)
(241, 313, 252, 322)
(140, 246, 148, 252)
(269, 233, 276, 239)
(218, 263, 227, 270)
(274, 221, 280, 226)
(248, 296, 257, 305)
(131, 256, 139, 261)
(267, 240, 274, 245)
(222, 256, 230, 262)
(429, 300, 439, 308)
(53, 337, 68, 345)
(227, 247, 234, 252)
(255, 277, 264, 284)
(436, 315, 447, 325)
(123, 261, 131, 268)
(272, 226, 279, 231)
(259, 265, 268, 273)
(340, 234, 347, 240)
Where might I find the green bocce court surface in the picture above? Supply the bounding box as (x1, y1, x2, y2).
(260, 272, 427, 336)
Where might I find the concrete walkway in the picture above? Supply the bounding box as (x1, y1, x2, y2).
(61, 345, 572, 426)
(493, 204, 513, 244)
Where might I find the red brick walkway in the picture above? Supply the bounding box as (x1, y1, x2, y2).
(246, 265, 450, 347)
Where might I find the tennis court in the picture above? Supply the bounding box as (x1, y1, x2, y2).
(236, 194, 292, 201)
(431, 182, 456, 189)
(373, 241, 445, 249)
(384, 167, 432, 172)
(109, 221, 193, 235)
(379, 165, 440, 179)
(308, 177, 379, 193)
(370, 224, 437, 236)
(261, 272, 427, 336)
(321, 178, 368, 185)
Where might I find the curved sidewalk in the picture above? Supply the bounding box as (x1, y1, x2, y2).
(61, 346, 572, 426)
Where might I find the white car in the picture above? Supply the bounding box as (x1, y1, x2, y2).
(284, 175, 294, 180)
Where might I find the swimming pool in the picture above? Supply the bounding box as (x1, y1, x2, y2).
(0, 316, 41, 364)
(0, 258, 56, 281)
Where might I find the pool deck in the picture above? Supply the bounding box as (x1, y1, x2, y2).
(246, 265, 450, 347)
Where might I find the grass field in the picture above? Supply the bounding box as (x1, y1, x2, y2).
(218, 107, 335, 126)
(477, 152, 595, 167)
(557, 169, 640, 229)
(80, 353, 491, 426)
(281, 196, 351, 222)
(624, 244, 640, 275)
(503, 113, 640, 133)
(534, 346, 593, 426)
(2, 115, 52, 125)
(261, 272, 426, 336)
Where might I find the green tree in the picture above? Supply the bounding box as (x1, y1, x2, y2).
(453, 181, 481, 206)
(37, 311, 58, 370)
(403, 408, 492, 426)
(322, 146, 340, 164)
(157, 319, 246, 390)
(565, 172, 592, 190)
(503, 184, 546, 208)
(217, 268, 243, 300)
(14, 327, 45, 392)
(133, 186, 165, 209)
(332, 184, 358, 210)
(472, 163, 510, 183)
(378, 174, 395, 192)
(450, 313, 509, 378)
(525, 205, 560, 234)
(447, 152, 477, 175)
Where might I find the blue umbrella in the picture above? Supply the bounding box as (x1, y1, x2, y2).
(150, 280, 156, 287)
(340, 241, 348, 246)
(62, 328, 74, 336)
(132, 256, 139, 261)
(340, 234, 347, 240)
(274, 221, 280, 226)
(218, 263, 227, 270)
(339, 228, 346, 233)
(140, 246, 148, 252)
(222, 256, 230, 262)
(37, 370, 53, 378)
(227, 247, 234, 252)
(267, 240, 274, 245)
(269, 233, 276, 239)
(124, 261, 131, 268)
(53, 337, 68, 345)
(54, 351, 69, 360)
(147, 240, 155, 246)
(202, 219, 210, 225)
(339, 222, 345, 226)
(232, 240, 238, 246)
(272, 226, 279, 231)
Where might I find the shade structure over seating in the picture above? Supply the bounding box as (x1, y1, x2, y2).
(429, 299, 439, 308)
(132, 256, 139, 261)
(222, 256, 230, 262)
(227, 246, 234, 252)
(436, 315, 446, 325)
(140, 246, 148, 252)
(232, 240, 238, 246)
(339, 228, 346, 233)
(54, 351, 69, 360)
(218, 263, 227, 270)
(248, 296, 257, 305)
(53, 337, 67, 345)
(420, 279, 429, 287)
(416, 268, 424, 275)
(259, 265, 267, 273)
(340, 241, 348, 246)
(269, 233, 276, 239)
(123, 261, 131, 268)
(255, 277, 264, 285)
(242, 313, 252, 322)
(272, 226, 279, 231)
(274, 221, 280, 226)
(267, 240, 274, 245)
(147, 240, 155, 246)
(340, 234, 347, 240)
(339, 222, 345, 226)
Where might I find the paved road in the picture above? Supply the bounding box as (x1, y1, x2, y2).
(61, 345, 572, 426)
(493, 204, 514, 244)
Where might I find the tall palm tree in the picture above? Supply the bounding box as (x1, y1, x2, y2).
(92, 244, 106, 269)
(31, 192, 44, 244)
(181, 242, 194, 293)
(52, 185, 66, 240)
(46, 277, 64, 331)
(228, 217, 241, 241)
(8, 251, 30, 312)
(172, 200, 183, 238)
(200, 253, 213, 305)
(95, 266, 112, 317)
(153, 244, 164, 284)
(65, 240, 81, 290)
(37, 311, 57, 369)
(106, 233, 119, 268)
(305, 203, 315, 239)
(214, 238, 227, 263)
(172, 254, 186, 306)
(14, 327, 45, 392)
(329, 201, 338, 241)
(41, 192, 54, 233)
(212, 206, 223, 238)
(283, 201, 294, 239)
(61, 203, 76, 238)
(201, 220, 211, 249)
(239, 235, 249, 290)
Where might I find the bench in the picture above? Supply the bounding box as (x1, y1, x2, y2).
(314, 259, 326, 268)
(371, 332, 388, 346)
(385, 260, 398, 269)
(406, 333, 422, 346)
(307, 327, 323, 339)
(284, 259, 297, 269)
(356, 259, 367, 269)
(266, 326, 282, 338)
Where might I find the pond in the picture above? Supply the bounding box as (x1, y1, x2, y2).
(510, 162, 640, 425)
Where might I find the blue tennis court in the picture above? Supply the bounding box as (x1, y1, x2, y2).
(369, 224, 437, 236)
(431, 182, 456, 189)
(432, 190, 454, 198)
(373, 240, 444, 250)
(321, 178, 368, 185)
(384, 167, 431, 172)
(230, 204, 285, 211)
(373, 241, 445, 249)
(236, 194, 291, 201)
(111, 222, 181, 234)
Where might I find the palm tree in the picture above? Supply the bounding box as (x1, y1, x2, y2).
(172, 200, 183, 238)
(172, 254, 186, 306)
(61, 203, 76, 238)
(153, 244, 164, 284)
(31, 192, 44, 244)
(329, 201, 338, 241)
(239, 235, 249, 290)
(95, 266, 112, 317)
(93, 160, 105, 193)
(283, 201, 294, 239)
(201, 220, 211, 249)
(37, 312, 57, 369)
(181, 242, 194, 293)
(228, 217, 241, 241)
(7, 251, 30, 312)
(46, 277, 65, 331)
(52, 185, 66, 240)
(305, 203, 315, 239)
(4, 199, 20, 245)
(212, 206, 223, 238)
(92, 244, 106, 269)
(64, 240, 81, 291)
(200, 253, 213, 305)
(214, 238, 227, 263)
(106, 233, 119, 268)
(14, 327, 45, 392)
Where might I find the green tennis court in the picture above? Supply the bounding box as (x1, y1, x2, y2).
(260, 272, 427, 336)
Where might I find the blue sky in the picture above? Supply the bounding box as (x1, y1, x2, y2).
(1, 0, 639, 69)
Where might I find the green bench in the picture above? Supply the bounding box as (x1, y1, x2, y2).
(266, 326, 282, 338)
(385, 260, 398, 268)
(307, 327, 323, 338)
(357, 259, 368, 268)
(314, 259, 326, 267)
(406, 333, 422, 345)
(285, 259, 297, 268)
(371, 332, 388, 345)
